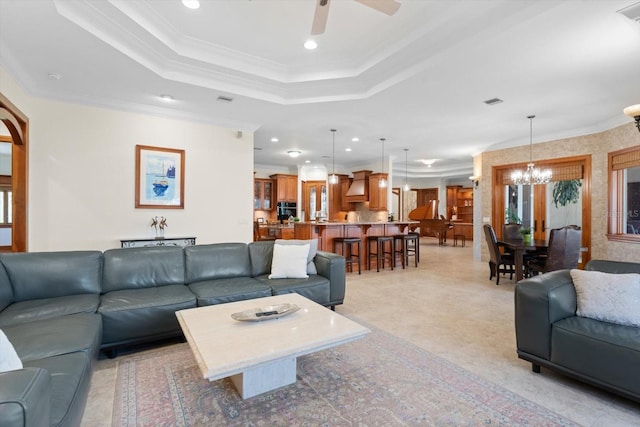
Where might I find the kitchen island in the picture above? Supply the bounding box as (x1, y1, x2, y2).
(294, 221, 418, 271)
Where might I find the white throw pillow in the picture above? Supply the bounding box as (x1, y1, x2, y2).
(0, 329, 22, 373)
(274, 239, 318, 274)
(269, 243, 310, 279)
(571, 269, 640, 327)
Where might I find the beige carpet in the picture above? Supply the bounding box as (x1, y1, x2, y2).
(84, 239, 640, 426)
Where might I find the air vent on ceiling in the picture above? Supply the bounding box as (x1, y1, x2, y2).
(484, 97, 503, 106)
(618, 2, 640, 22)
(217, 95, 234, 103)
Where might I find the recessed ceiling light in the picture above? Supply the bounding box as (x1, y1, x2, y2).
(287, 150, 301, 158)
(270, 137, 279, 142)
(304, 39, 317, 50)
(305, 160, 311, 164)
(420, 159, 437, 166)
(351, 137, 359, 142)
(182, 0, 200, 10)
(345, 148, 352, 152)
(159, 94, 174, 102)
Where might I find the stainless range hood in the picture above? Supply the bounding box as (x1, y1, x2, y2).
(345, 170, 372, 202)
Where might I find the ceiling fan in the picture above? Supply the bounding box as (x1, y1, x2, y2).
(311, 0, 402, 35)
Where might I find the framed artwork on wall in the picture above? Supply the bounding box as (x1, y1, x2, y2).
(135, 145, 185, 209)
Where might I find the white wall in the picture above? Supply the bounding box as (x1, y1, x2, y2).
(1, 68, 254, 251)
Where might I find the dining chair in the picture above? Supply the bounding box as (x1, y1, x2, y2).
(483, 224, 515, 285)
(253, 221, 276, 242)
(528, 226, 582, 275)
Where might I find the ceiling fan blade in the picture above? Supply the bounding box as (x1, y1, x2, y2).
(354, 0, 401, 16)
(311, 0, 331, 35)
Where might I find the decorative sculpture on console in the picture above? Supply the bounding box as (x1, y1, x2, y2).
(151, 216, 167, 239)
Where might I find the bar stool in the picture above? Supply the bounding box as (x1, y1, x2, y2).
(367, 236, 394, 272)
(333, 237, 362, 274)
(393, 233, 419, 268)
(453, 233, 466, 247)
(408, 231, 420, 263)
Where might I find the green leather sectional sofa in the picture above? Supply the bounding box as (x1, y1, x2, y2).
(515, 259, 640, 403)
(0, 241, 345, 427)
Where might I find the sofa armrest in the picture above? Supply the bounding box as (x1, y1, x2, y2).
(514, 269, 576, 360)
(0, 367, 51, 427)
(314, 251, 346, 306)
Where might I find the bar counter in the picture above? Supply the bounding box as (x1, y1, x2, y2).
(294, 221, 419, 270)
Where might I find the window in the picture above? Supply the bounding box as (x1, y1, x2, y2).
(608, 145, 640, 243)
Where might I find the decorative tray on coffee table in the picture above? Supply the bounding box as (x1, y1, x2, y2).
(231, 303, 300, 322)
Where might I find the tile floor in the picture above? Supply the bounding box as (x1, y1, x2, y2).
(83, 239, 640, 426)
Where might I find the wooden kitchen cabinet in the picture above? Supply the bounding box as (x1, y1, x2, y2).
(303, 180, 327, 220)
(340, 177, 355, 211)
(254, 179, 273, 210)
(270, 174, 298, 202)
(328, 174, 352, 220)
(368, 173, 388, 211)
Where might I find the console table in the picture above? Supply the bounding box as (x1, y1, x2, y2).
(120, 237, 196, 248)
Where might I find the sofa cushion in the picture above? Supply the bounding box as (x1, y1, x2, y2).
(0, 251, 103, 302)
(274, 239, 318, 274)
(269, 242, 310, 279)
(99, 285, 196, 345)
(0, 263, 13, 312)
(0, 294, 100, 327)
(248, 241, 274, 277)
(0, 329, 22, 372)
(102, 246, 185, 292)
(188, 277, 272, 306)
(255, 274, 331, 305)
(184, 243, 251, 283)
(23, 351, 93, 427)
(2, 313, 102, 363)
(552, 316, 640, 397)
(571, 269, 640, 327)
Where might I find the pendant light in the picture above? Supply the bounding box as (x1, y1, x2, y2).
(328, 129, 339, 184)
(379, 138, 388, 188)
(510, 115, 552, 185)
(402, 148, 410, 191)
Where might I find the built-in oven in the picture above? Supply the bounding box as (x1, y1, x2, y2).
(276, 202, 297, 222)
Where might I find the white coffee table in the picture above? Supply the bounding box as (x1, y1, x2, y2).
(176, 293, 370, 399)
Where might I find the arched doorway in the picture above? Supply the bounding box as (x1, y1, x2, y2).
(0, 92, 28, 252)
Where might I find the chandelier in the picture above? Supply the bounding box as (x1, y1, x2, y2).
(511, 115, 552, 185)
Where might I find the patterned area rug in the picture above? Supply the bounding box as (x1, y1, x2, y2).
(112, 321, 576, 426)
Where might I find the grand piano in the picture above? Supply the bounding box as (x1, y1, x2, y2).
(408, 200, 452, 245)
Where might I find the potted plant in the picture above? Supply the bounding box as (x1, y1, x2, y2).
(518, 226, 532, 244)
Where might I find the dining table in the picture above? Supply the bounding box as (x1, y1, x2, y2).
(498, 238, 548, 282)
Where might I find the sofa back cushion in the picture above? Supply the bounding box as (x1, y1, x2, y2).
(184, 243, 251, 284)
(0, 251, 103, 302)
(586, 260, 640, 274)
(0, 264, 13, 312)
(248, 241, 274, 277)
(102, 246, 184, 293)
